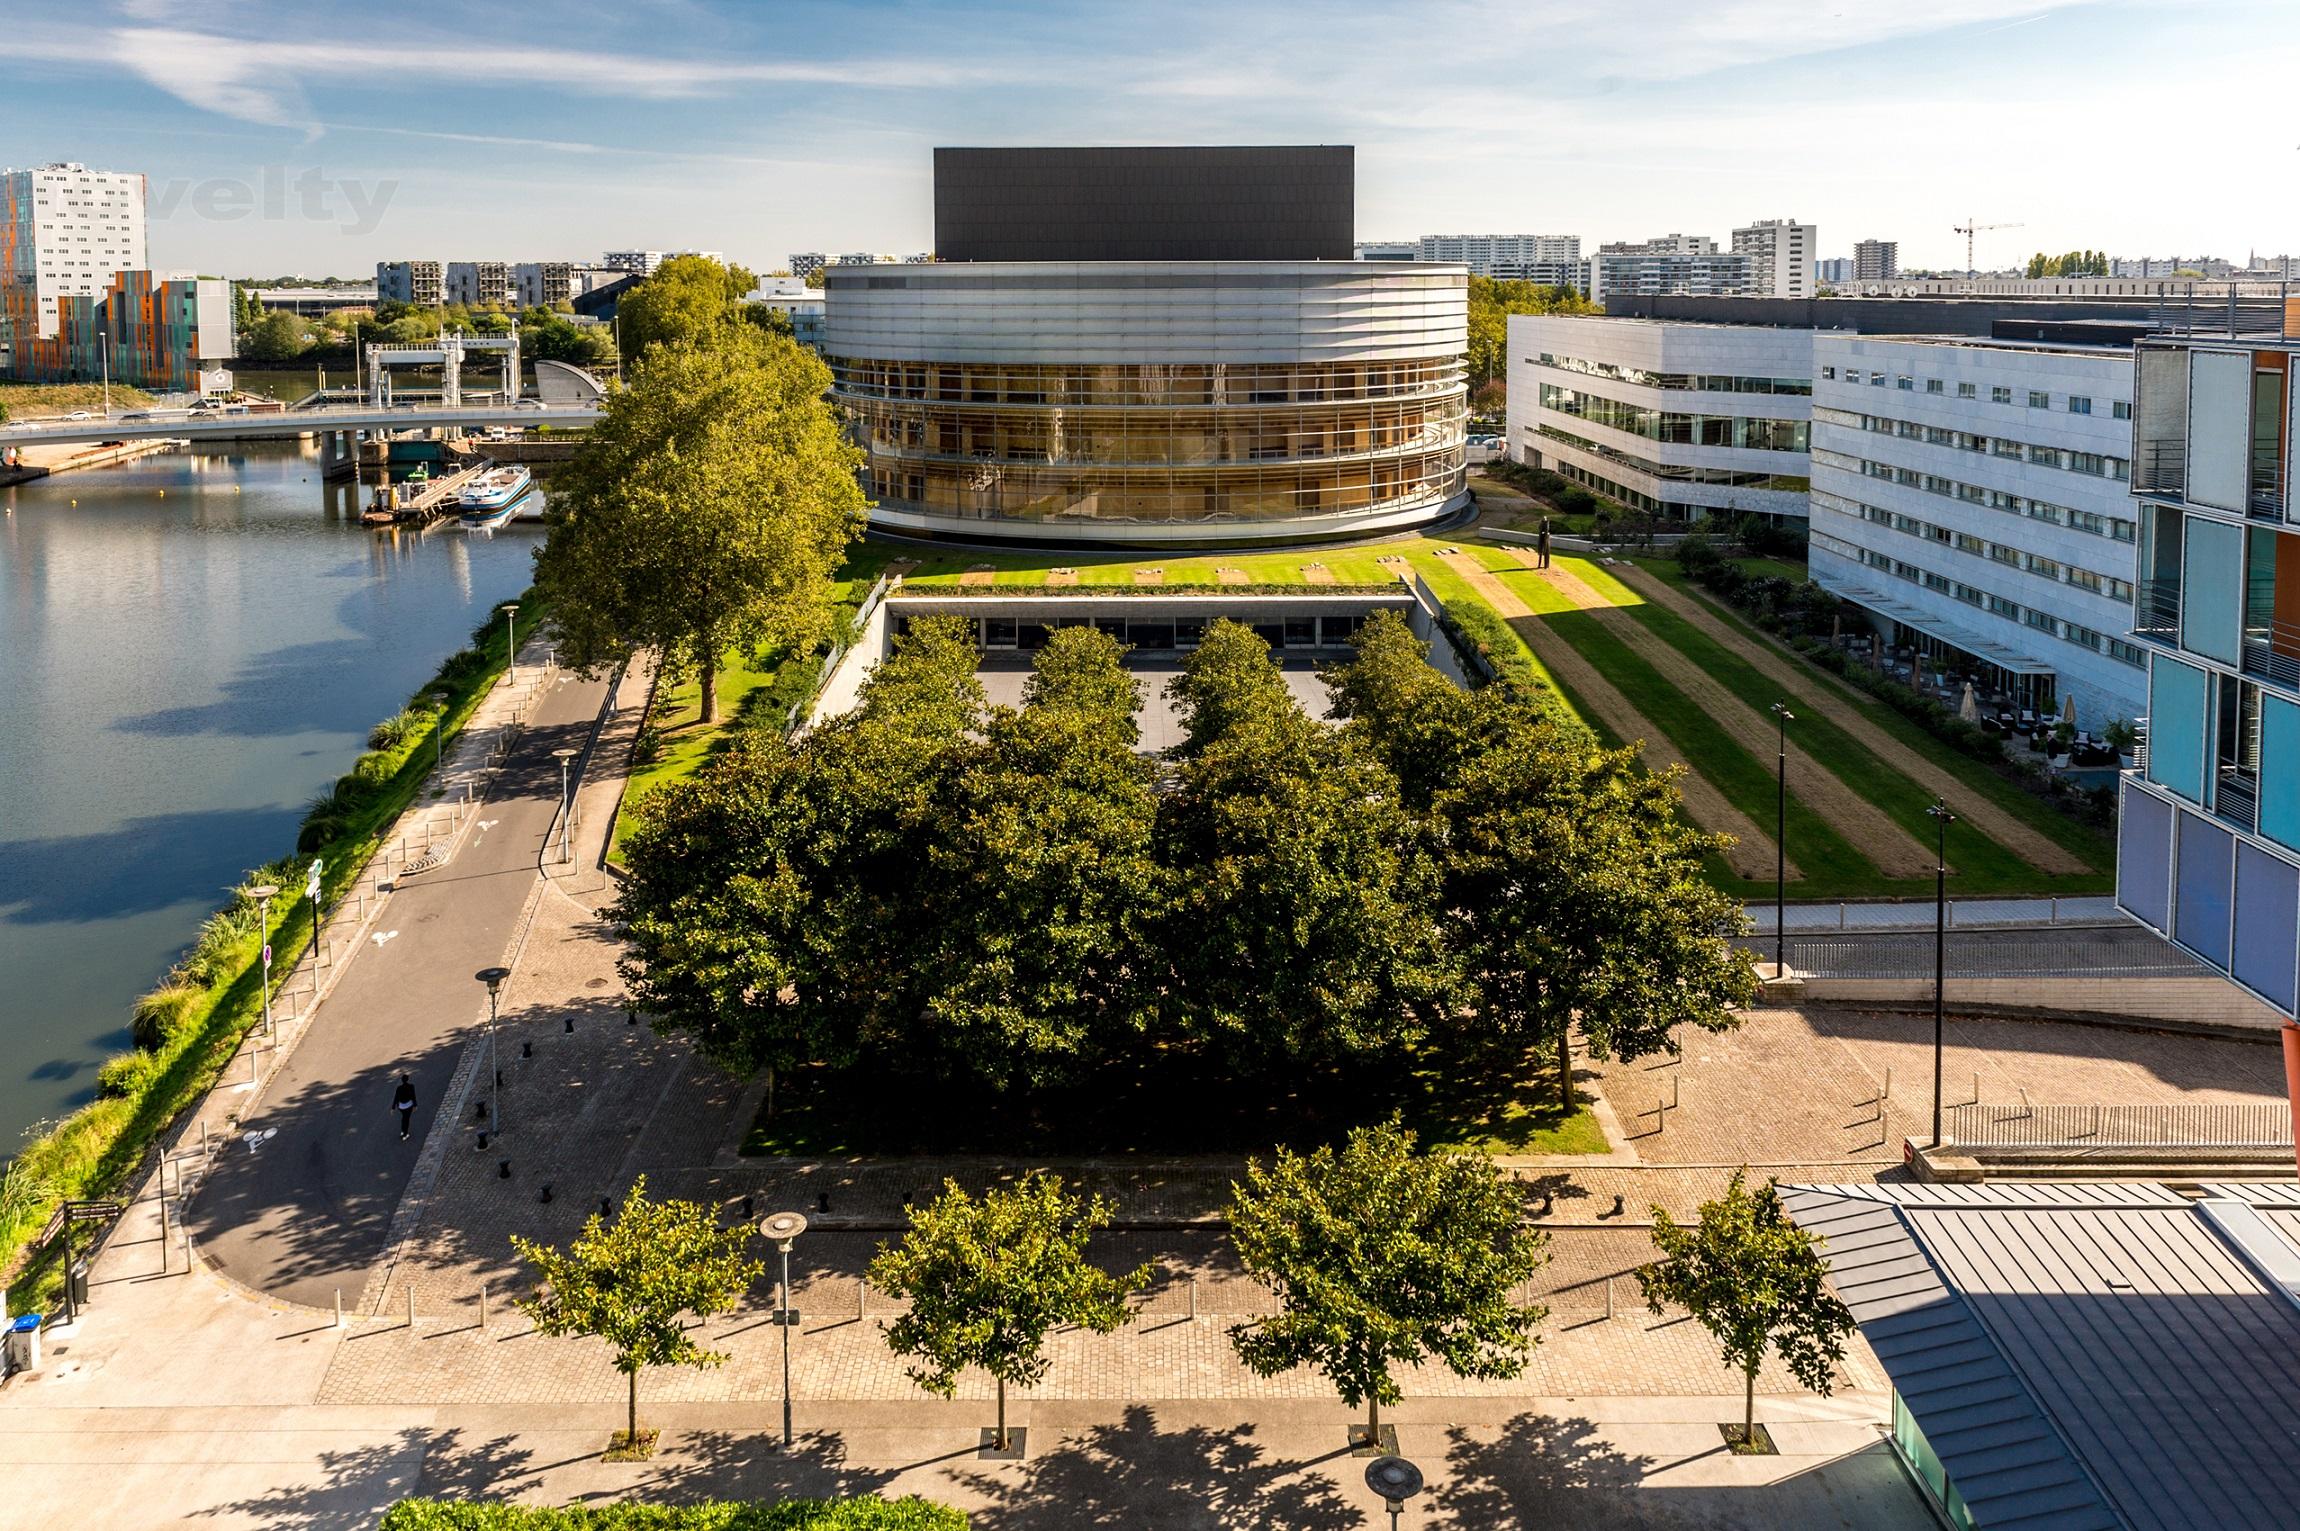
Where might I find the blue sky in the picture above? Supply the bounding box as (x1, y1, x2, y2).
(2, 0, 2291, 278)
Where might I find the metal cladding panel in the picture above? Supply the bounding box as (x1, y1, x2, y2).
(2232, 840, 2300, 1011)
(2117, 782, 2176, 933)
(2187, 348, 2252, 514)
(2175, 809, 2235, 968)
(2146, 654, 2210, 805)
(2263, 694, 2300, 854)
(933, 146, 1354, 262)
(2180, 514, 2245, 666)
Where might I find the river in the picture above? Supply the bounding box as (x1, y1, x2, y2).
(0, 441, 545, 1152)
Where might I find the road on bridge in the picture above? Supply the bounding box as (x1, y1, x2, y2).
(188, 664, 615, 1312)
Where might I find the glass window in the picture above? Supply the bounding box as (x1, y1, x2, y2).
(1897, 375, 1914, 391)
(1820, 365, 1836, 380)
(2113, 400, 2133, 420)
(2028, 390, 2051, 409)
(1992, 386, 2013, 404)
(2068, 395, 2092, 415)
(1926, 379, 1945, 395)
(1957, 382, 1978, 399)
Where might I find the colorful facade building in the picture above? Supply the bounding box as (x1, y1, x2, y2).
(6, 267, 234, 390)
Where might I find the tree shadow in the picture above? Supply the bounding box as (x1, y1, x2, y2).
(615, 1427, 902, 1504)
(1433, 1412, 1654, 1529)
(191, 1425, 532, 1529)
(956, 1403, 1363, 1529)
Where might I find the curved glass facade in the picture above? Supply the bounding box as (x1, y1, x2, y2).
(831, 357, 1467, 530)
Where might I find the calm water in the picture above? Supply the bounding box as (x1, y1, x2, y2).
(0, 441, 543, 1151)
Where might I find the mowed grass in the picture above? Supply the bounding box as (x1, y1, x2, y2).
(607, 647, 784, 861)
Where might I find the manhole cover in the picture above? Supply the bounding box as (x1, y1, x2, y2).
(586, 978, 610, 990)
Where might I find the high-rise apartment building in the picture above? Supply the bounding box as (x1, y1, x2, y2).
(788, 253, 828, 278)
(1, 162, 148, 347)
(1816, 258, 1857, 286)
(1855, 240, 1899, 283)
(1586, 239, 1750, 305)
(604, 249, 726, 276)
(1416, 234, 1580, 275)
(2115, 319, 2300, 1076)
(376, 260, 444, 306)
(1732, 218, 1817, 299)
(1808, 333, 2145, 728)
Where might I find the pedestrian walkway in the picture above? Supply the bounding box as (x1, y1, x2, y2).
(1745, 895, 2124, 933)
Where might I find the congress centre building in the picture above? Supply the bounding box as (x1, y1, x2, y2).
(822, 147, 1471, 547)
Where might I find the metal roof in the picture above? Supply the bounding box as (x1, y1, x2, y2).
(1782, 1182, 2300, 1531)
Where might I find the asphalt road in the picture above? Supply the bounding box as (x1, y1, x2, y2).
(189, 665, 613, 1310)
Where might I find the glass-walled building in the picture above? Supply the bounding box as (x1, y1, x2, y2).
(824, 261, 1470, 544)
(1506, 314, 1811, 522)
(2117, 323, 2300, 1076)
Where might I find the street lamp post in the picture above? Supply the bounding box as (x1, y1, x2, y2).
(99, 333, 111, 419)
(504, 603, 519, 687)
(1925, 798, 1957, 1146)
(760, 1211, 808, 1447)
(1769, 703, 1793, 978)
(476, 966, 511, 1135)
(248, 884, 279, 1039)
(1364, 1456, 1425, 1531)
(553, 747, 578, 865)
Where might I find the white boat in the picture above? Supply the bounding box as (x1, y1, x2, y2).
(458, 464, 531, 513)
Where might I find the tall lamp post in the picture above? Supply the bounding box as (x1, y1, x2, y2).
(503, 602, 520, 688)
(553, 747, 579, 865)
(1768, 703, 1793, 978)
(1925, 798, 1957, 1146)
(476, 966, 511, 1134)
(760, 1211, 808, 1447)
(248, 884, 279, 1039)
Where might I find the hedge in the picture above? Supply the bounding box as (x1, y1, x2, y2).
(378, 1499, 968, 1530)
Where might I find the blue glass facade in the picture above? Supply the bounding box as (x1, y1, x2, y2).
(2117, 337, 2300, 1026)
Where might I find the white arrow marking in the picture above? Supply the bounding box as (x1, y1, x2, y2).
(476, 820, 498, 833)
(372, 930, 399, 948)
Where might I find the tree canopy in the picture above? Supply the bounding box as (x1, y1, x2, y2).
(868, 1172, 1147, 1449)
(1227, 1119, 1547, 1435)
(1636, 1170, 1854, 1443)
(533, 323, 866, 722)
(614, 254, 764, 359)
(1467, 275, 1597, 392)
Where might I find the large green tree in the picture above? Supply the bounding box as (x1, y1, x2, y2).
(534, 324, 866, 723)
(1636, 1170, 1854, 1444)
(1158, 623, 1453, 1072)
(614, 254, 761, 359)
(1467, 275, 1596, 392)
(1228, 1120, 1547, 1438)
(1321, 611, 1482, 812)
(512, 1176, 762, 1446)
(869, 1173, 1148, 1450)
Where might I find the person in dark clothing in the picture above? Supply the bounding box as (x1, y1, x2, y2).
(1537, 517, 1552, 569)
(392, 1073, 418, 1140)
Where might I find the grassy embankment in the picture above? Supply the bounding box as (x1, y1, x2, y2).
(0, 381, 159, 418)
(1, 593, 548, 1316)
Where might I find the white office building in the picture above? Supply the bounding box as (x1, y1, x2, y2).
(1, 162, 147, 339)
(1587, 249, 1751, 305)
(1807, 334, 2146, 727)
(1733, 218, 1817, 299)
(1507, 314, 1811, 523)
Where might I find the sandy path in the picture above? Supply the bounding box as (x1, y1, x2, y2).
(1571, 598, 1939, 878)
(1501, 612, 1793, 881)
(1613, 566, 2094, 876)
(1503, 551, 1615, 610)
(960, 565, 996, 587)
(1216, 567, 1249, 586)
(1436, 551, 1535, 618)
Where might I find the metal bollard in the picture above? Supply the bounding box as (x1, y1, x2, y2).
(1883, 1066, 1892, 1102)
(407, 1285, 417, 1329)
(1605, 1278, 1615, 1321)
(201, 1119, 209, 1158)
(858, 1280, 868, 1321)
(480, 1281, 489, 1334)
(1189, 1279, 1199, 1321)
(1973, 1070, 1981, 1107)
(335, 1289, 344, 1330)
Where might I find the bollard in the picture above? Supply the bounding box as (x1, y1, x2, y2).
(1189, 1279, 1198, 1320)
(1883, 1066, 1892, 1102)
(336, 1289, 344, 1330)
(248, 1048, 259, 1086)
(201, 1119, 209, 1158)
(1973, 1070, 1981, 1107)
(158, 1168, 171, 1274)
(407, 1285, 417, 1329)
(1671, 1073, 1680, 1110)
(859, 1280, 868, 1321)
(1605, 1278, 1615, 1321)
(480, 1282, 489, 1334)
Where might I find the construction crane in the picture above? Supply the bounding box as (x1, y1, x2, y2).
(1953, 219, 2023, 277)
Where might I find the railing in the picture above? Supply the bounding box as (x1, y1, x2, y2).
(2133, 438, 2186, 497)
(1778, 931, 2203, 980)
(2214, 768, 2259, 833)
(1944, 1100, 2292, 1150)
(2135, 578, 2182, 639)
(2242, 625, 2300, 689)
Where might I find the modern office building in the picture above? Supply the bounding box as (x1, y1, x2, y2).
(744, 275, 824, 348)
(5, 267, 233, 389)
(1353, 240, 1417, 263)
(1732, 218, 1817, 299)
(1507, 313, 1811, 523)
(445, 261, 510, 308)
(788, 252, 828, 279)
(2116, 317, 2300, 1044)
(1, 161, 148, 368)
(1808, 332, 2146, 727)
(376, 260, 443, 307)
(826, 146, 1468, 545)
(1855, 239, 1899, 283)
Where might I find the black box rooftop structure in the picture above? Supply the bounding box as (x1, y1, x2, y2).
(931, 146, 1354, 263)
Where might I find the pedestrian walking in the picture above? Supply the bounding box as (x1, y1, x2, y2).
(392, 1073, 418, 1140)
(1537, 516, 1552, 569)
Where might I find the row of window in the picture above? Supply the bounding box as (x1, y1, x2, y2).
(1538, 426, 1809, 490)
(1822, 365, 2132, 419)
(1826, 492, 2136, 603)
(1827, 409, 2132, 481)
(1536, 384, 1809, 452)
(1821, 449, 2138, 541)
(1816, 528, 2146, 668)
(1532, 352, 1812, 395)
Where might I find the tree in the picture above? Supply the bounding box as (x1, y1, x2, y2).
(868, 1173, 1147, 1450)
(1466, 276, 1596, 392)
(1227, 1120, 1547, 1438)
(615, 254, 762, 360)
(511, 1176, 762, 1446)
(1321, 611, 1481, 812)
(1157, 631, 1453, 1072)
(240, 309, 314, 363)
(534, 324, 866, 723)
(1636, 1170, 1854, 1445)
(1436, 704, 1756, 1111)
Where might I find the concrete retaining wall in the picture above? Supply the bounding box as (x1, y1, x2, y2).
(1804, 974, 2287, 1032)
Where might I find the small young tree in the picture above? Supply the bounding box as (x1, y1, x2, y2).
(868, 1173, 1147, 1449)
(1227, 1120, 1547, 1440)
(512, 1176, 762, 1449)
(1635, 1170, 1855, 1447)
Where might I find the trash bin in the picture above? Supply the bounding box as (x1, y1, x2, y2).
(4, 1314, 39, 1374)
(67, 1261, 90, 1310)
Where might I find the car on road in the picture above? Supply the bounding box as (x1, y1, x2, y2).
(63, 410, 93, 421)
(514, 398, 547, 410)
(121, 411, 153, 421)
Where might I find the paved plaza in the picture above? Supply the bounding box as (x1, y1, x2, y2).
(6, 633, 2290, 1527)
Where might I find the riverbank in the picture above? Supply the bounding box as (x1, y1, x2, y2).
(0, 436, 182, 486)
(0, 586, 551, 1316)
